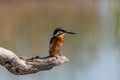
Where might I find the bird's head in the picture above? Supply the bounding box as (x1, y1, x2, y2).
(53, 27, 76, 37)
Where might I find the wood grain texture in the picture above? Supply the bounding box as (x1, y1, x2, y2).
(0, 47, 69, 75)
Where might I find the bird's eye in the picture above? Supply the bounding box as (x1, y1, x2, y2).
(59, 31, 64, 34)
(54, 31, 63, 37)
(59, 31, 62, 33)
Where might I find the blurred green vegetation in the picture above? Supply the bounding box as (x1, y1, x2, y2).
(112, 0, 120, 47)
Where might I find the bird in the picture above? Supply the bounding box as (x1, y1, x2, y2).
(49, 27, 76, 57)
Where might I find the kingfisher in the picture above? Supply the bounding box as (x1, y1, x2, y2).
(49, 27, 76, 57)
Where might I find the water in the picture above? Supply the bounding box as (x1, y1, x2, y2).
(0, 0, 119, 80)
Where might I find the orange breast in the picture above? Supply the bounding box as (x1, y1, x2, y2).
(49, 35, 64, 56)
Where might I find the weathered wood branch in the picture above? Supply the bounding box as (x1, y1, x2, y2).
(0, 47, 69, 75)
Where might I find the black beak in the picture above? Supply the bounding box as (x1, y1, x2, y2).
(66, 31, 76, 34)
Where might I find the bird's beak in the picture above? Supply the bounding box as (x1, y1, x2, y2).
(66, 31, 76, 34)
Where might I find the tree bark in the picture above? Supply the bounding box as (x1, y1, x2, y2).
(0, 47, 69, 75)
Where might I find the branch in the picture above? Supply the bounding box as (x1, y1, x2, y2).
(0, 47, 69, 75)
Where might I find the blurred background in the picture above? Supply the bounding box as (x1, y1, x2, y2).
(0, 0, 119, 80)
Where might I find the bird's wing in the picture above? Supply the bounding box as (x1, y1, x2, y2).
(49, 37, 56, 45)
